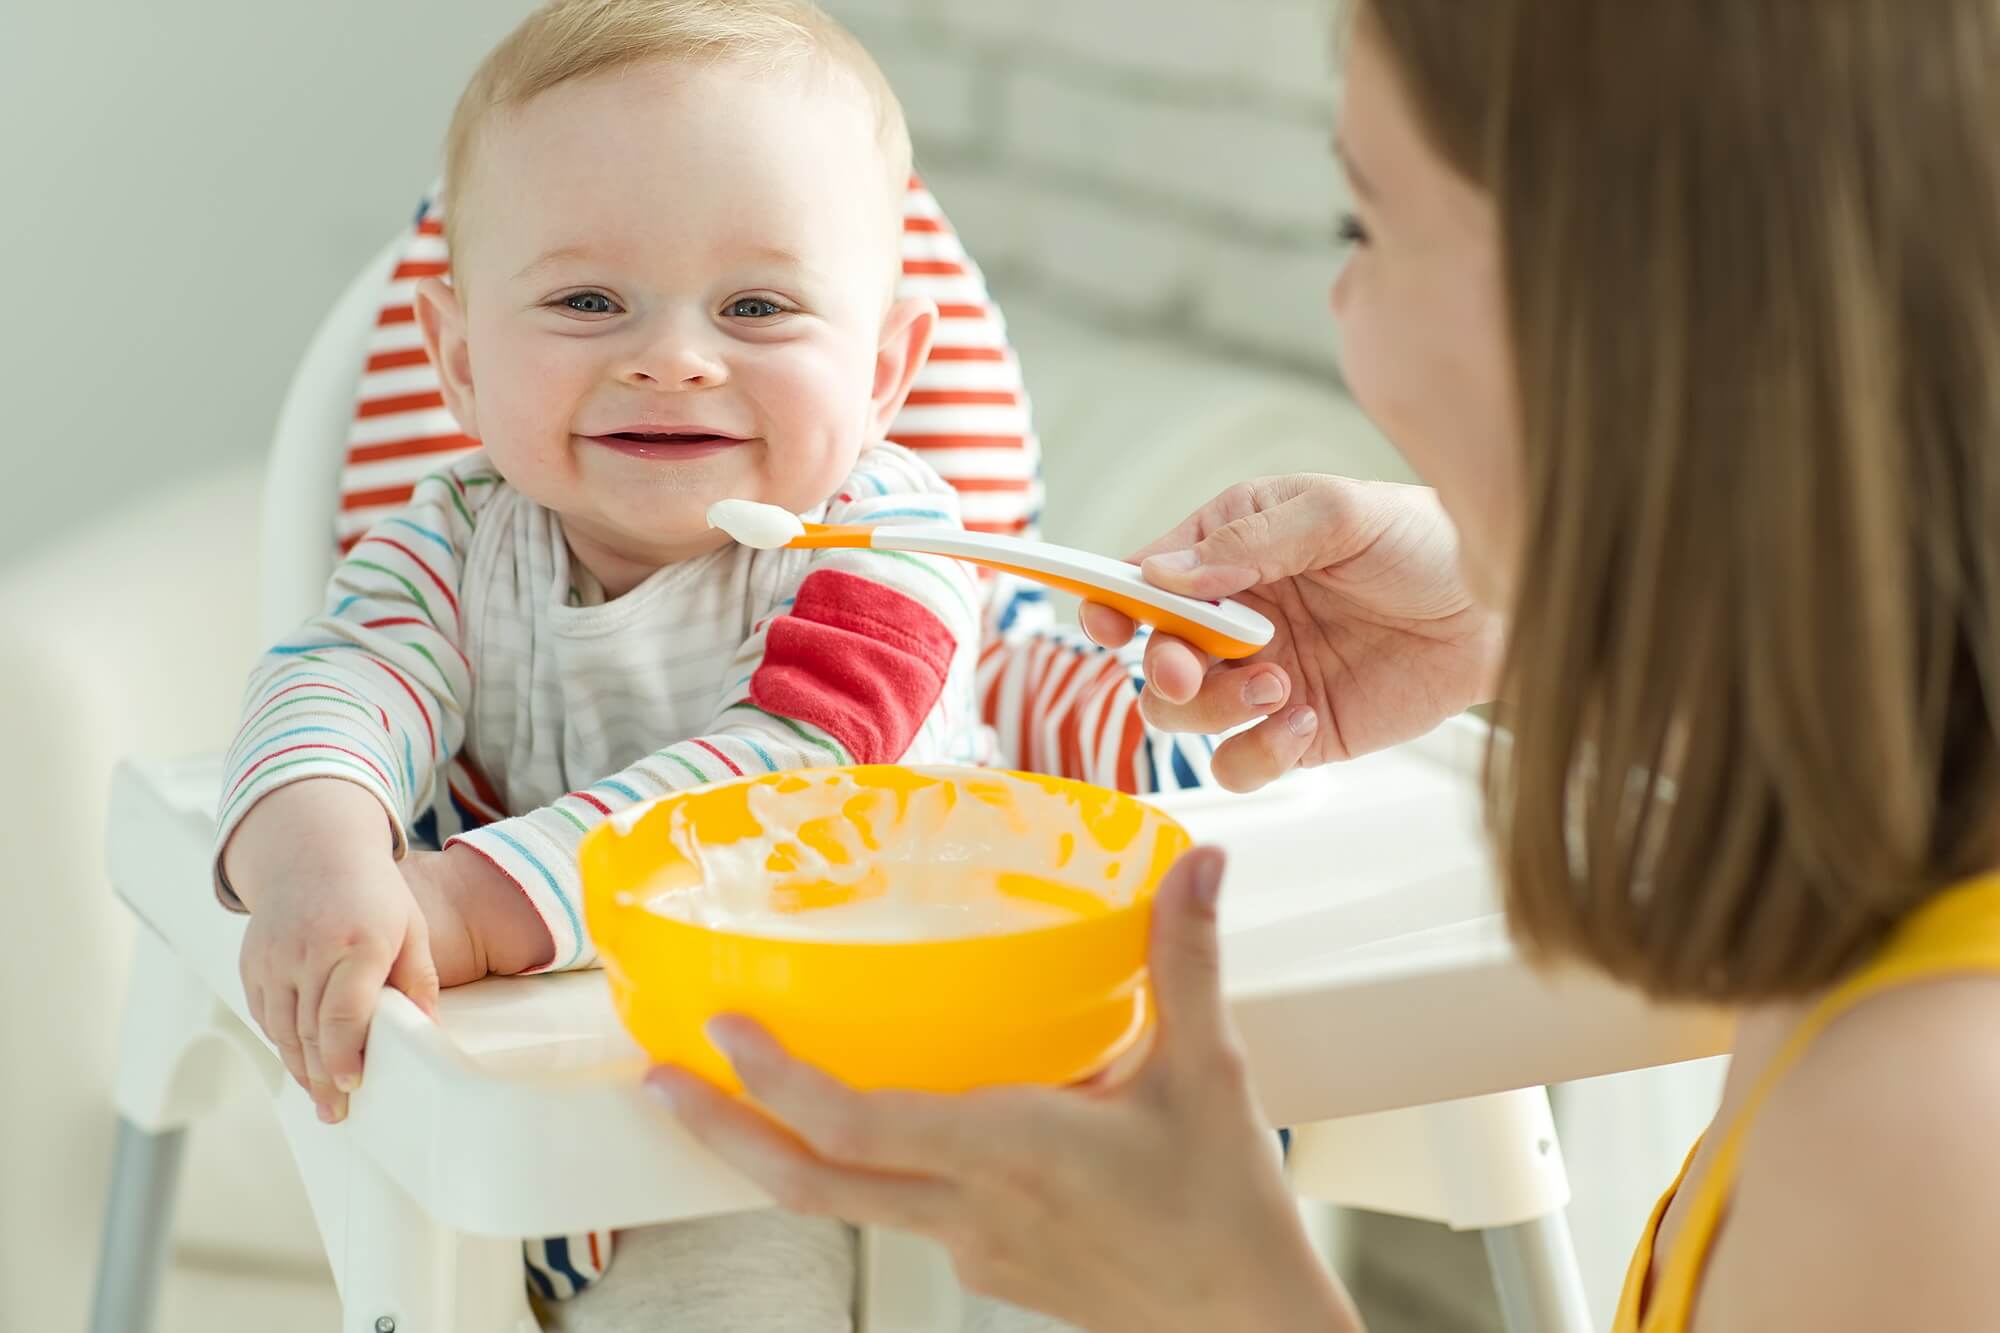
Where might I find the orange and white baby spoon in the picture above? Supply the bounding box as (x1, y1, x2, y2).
(707, 499, 1274, 661)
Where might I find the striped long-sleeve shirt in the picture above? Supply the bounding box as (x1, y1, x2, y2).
(215, 443, 987, 971)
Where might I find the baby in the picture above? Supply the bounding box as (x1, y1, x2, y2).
(215, 1, 1060, 1326)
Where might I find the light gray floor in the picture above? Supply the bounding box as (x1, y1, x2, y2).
(154, 1215, 1508, 1333)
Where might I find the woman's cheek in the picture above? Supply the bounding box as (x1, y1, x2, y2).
(1332, 305, 1394, 435)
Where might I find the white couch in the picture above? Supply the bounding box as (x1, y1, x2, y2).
(0, 460, 341, 1332)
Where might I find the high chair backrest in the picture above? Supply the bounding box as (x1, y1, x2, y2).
(262, 185, 1214, 793)
(261, 234, 402, 641)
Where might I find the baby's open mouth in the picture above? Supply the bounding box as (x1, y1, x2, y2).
(586, 428, 752, 460)
(603, 431, 738, 445)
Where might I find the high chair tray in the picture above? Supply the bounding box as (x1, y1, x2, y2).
(107, 717, 1729, 1238)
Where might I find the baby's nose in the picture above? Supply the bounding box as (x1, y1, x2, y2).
(623, 335, 728, 389)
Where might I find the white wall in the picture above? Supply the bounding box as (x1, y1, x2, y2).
(0, 0, 1373, 571)
(828, 0, 1351, 380)
(0, 0, 540, 568)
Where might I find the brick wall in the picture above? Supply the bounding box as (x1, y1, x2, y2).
(825, 0, 1350, 383)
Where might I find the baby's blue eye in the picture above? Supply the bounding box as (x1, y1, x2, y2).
(727, 298, 785, 319)
(562, 291, 617, 314)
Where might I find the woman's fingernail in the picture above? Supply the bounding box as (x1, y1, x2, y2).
(316, 1104, 336, 1124)
(705, 1018, 742, 1059)
(335, 1074, 360, 1094)
(1288, 707, 1319, 737)
(1149, 550, 1198, 575)
(1244, 675, 1284, 708)
(645, 1073, 684, 1114)
(1194, 853, 1224, 912)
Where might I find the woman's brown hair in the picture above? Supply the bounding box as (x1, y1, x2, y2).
(1357, 0, 2000, 1000)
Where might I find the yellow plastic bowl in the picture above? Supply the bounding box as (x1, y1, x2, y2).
(581, 765, 1191, 1092)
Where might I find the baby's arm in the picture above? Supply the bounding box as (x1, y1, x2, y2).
(446, 445, 985, 971)
(216, 461, 497, 1121)
(398, 843, 553, 980)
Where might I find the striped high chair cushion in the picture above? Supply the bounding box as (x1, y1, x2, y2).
(333, 181, 1215, 795)
(338, 182, 1039, 550)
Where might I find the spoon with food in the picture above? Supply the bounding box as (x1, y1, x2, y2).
(707, 498, 1274, 660)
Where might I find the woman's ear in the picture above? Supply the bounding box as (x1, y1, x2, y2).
(414, 276, 479, 440)
(868, 296, 939, 439)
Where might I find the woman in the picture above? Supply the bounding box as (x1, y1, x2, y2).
(649, 2, 2000, 1328)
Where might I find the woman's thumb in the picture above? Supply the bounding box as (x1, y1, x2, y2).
(1146, 847, 1232, 1061)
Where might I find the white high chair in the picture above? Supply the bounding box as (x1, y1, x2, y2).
(87, 235, 1732, 1333)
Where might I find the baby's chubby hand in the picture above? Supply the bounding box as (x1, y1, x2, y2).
(224, 785, 556, 1123)
(224, 780, 441, 1124)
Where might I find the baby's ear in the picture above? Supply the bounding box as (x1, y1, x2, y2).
(868, 296, 938, 439)
(414, 276, 479, 439)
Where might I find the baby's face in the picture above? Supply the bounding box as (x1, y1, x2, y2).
(421, 61, 921, 572)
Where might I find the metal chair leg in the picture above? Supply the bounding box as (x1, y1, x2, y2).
(88, 1117, 187, 1333)
(1482, 1209, 1594, 1333)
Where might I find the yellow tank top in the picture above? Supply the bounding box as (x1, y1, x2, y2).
(1611, 872, 2000, 1332)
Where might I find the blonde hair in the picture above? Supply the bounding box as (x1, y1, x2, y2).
(1355, 0, 2000, 1002)
(442, 0, 911, 257)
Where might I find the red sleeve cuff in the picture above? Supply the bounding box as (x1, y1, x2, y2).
(751, 569, 957, 765)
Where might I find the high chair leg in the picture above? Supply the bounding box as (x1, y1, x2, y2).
(1287, 1087, 1592, 1333)
(855, 1226, 963, 1333)
(273, 1091, 539, 1333)
(87, 1119, 185, 1333)
(1482, 1211, 1592, 1333)
(90, 923, 244, 1333)
(111, 922, 252, 1128)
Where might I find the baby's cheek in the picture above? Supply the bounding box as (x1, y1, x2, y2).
(473, 380, 580, 504)
(477, 432, 559, 509)
(758, 357, 873, 500)
(757, 435, 865, 515)
(465, 342, 537, 437)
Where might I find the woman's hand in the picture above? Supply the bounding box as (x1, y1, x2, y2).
(647, 850, 1365, 1333)
(1081, 476, 1504, 791)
